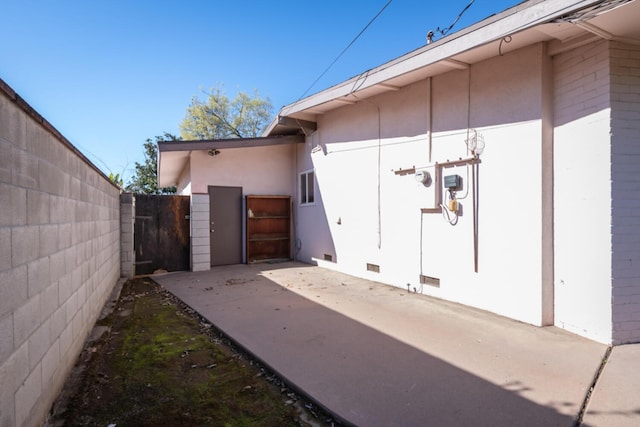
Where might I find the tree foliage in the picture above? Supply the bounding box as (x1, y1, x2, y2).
(126, 87, 272, 195)
(126, 132, 179, 195)
(180, 86, 273, 140)
(108, 172, 124, 188)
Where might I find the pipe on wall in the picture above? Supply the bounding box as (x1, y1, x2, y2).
(428, 76, 433, 163)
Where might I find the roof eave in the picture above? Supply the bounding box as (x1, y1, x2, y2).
(157, 134, 305, 187)
(158, 134, 304, 152)
(265, 0, 609, 134)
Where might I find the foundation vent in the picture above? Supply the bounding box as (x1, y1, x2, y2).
(420, 275, 440, 287)
(324, 254, 333, 262)
(366, 263, 380, 273)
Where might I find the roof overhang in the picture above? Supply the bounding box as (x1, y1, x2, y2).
(265, 0, 640, 136)
(157, 134, 304, 188)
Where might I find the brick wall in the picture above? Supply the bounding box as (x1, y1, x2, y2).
(610, 42, 640, 344)
(0, 79, 121, 426)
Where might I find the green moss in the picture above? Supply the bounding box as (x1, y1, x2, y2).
(56, 278, 314, 427)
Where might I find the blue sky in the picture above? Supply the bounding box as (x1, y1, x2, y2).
(1, 0, 522, 182)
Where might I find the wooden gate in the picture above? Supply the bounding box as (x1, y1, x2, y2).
(134, 194, 190, 275)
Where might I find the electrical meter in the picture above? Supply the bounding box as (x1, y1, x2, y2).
(415, 170, 431, 186)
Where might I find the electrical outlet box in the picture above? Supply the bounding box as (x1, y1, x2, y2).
(444, 174, 461, 189)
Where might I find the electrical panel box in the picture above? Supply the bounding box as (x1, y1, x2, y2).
(444, 174, 461, 189)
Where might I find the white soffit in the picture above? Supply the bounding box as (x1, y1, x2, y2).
(580, 0, 640, 41)
(158, 150, 190, 188)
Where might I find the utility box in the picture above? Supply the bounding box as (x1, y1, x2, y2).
(444, 174, 461, 190)
(416, 164, 439, 210)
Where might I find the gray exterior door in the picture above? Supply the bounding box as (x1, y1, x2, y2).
(208, 186, 243, 266)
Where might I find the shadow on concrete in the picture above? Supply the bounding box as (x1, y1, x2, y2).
(153, 263, 586, 427)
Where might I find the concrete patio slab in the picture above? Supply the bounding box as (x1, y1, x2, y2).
(153, 262, 611, 426)
(582, 344, 640, 426)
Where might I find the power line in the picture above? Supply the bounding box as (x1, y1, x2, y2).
(288, 0, 394, 110)
(435, 0, 475, 38)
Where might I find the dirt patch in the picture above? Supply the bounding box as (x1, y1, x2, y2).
(47, 277, 338, 426)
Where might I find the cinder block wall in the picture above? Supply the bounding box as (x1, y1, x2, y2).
(610, 42, 640, 344)
(0, 79, 121, 426)
(552, 39, 614, 344)
(190, 194, 210, 272)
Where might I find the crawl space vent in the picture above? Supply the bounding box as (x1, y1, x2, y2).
(366, 263, 380, 273)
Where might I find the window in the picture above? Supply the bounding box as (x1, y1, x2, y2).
(299, 169, 315, 205)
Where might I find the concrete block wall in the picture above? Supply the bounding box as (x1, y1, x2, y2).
(0, 79, 120, 426)
(553, 39, 612, 126)
(190, 194, 210, 271)
(552, 39, 614, 344)
(120, 193, 135, 278)
(610, 42, 640, 344)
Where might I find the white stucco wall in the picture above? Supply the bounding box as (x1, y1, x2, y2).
(181, 143, 296, 271)
(296, 44, 552, 327)
(294, 133, 336, 263)
(553, 40, 613, 344)
(176, 164, 191, 195)
(189, 144, 294, 196)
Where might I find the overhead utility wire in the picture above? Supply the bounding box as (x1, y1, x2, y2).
(435, 0, 475, 38)
(286, 0, 393, 112)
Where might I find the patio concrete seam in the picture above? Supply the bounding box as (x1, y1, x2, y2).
(576, 345, 613, 426)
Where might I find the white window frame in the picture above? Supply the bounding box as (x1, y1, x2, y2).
(299, 169, 315, 206)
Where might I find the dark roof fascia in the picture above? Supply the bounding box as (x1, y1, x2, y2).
(158, 134, 305, 152)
